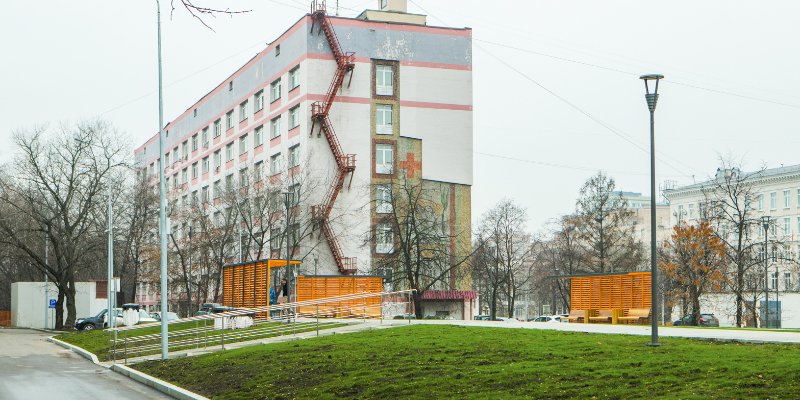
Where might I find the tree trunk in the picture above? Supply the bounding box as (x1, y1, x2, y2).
(55, 289, 65, 330)
(412, 291, 423, 319)
(690, 286, 701, 326)
(735, 262, 744, 327)
(489, 287, 498, 320)
(64, 280, 77, 330)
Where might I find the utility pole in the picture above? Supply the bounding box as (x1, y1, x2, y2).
(44, 237, 48, 330)
(156, 0, 170, 360)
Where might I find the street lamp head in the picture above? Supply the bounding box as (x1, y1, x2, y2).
(761, 215, 772, 231)
(640, 74, 664, 112)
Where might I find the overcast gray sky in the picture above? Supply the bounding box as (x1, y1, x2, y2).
(2, 0, 799, 232)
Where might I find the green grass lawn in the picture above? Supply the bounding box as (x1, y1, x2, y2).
(133, 324, 800, 400)
(55, 320, 346, 361)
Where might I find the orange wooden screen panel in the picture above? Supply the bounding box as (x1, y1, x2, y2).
(570, 272, 651, 310)
(296, 276, 383, 317)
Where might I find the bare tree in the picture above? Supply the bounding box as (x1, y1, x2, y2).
(0, 121, 128, 329)
(701, 160, 766, 327)
(370, 174, 472, 319)
(575, 172, 644, 273)
(474, 200, 534, 319)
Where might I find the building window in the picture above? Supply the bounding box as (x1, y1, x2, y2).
(270, 153, 282, 175)
(239, 168, 249, 187)
(214, 119, 222, 137)
(181, 141, 189, 159)
(181, 168, 188, 184)
(757, 194, 764, 211)
(289, 66, 300, 90)
(375, 143, 393, 174)
(289, 106, 300, 129)
(226, 143, 234, 161)
(225, 174, 234, 191)
(770, 192, 777, 209)
(797, 189, 800, 208)
(202, 186, 209, 203)
(288, 145, 300, 168)
(288, 183, 301, 206)
(270, 116, 281, 139)
(275, 45, 280, 56)
(376, 104, 393, 134)
(376, 223, 393, 254)
(191, 134, 198, 151)
(172, 173, 178, 190)
(784, 190, 791, 208)
(191, 162, 198, 179)
(255, 90, 264, 112)
(226, 110, 234, 129)
(193, 108, 197, 117)
(239, 100, 248, 122)
(214, 151, 222, 169)
(191, 190, 198, 206)
(254, 161, 263, 182)
(202, 157, 210, 174)
(771, 271, 778, 290)
(239, 134, 248, 155)
(785, 272, 793, 291)
(376, 184, 392, 214)
(228, 81, 233, 91)
(213, 181, 221, 199)
(270, 79, 282, 102)
(688, 203, 694, 219)
(270, 228, 281, 251)
(376, 64, 394, 96)
(202, 127, 209, 147)
(254, 125, 264, 147)
(784, 217, 791, 235)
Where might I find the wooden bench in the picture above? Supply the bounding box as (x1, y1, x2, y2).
(618, 308, 651, 324)
(588, 309, 613, 323)
(567, 309, 586, 323)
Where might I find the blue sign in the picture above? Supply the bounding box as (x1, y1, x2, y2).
(48, 299, 57, 309)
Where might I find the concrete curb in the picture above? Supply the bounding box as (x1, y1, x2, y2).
(48, 337, 100, 364)
(111, 364, 210, 400)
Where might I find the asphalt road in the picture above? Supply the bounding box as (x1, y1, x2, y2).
(0, 328, 170, 400)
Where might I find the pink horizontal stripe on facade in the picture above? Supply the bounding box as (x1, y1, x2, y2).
(329, 16, 472, 37)
(400, 100, 472, 111)
(306, 53, 470, 72)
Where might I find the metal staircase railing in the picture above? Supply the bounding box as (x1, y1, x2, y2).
(309, 1, 357, 275)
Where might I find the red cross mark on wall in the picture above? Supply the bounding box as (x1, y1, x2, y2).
(399, 153, 422, 178)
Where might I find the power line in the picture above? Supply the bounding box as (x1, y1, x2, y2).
(474, 151, 691, 178)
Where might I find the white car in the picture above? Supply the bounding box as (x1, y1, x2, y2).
(530, 315, 562, 323)
(105, 308, 158, 327)
(150, 311, 179, 322)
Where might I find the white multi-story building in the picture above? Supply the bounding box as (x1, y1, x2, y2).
(134, 1, 474, 308)
(664, 165, 800, 327)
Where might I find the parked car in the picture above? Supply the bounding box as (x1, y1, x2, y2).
(530, 315, 562, 323)
(150, 311, 180, 322)
(473, 315, 491, 321)
(109, 306, 158, 327)
(673, 313, 720, 327)
(195, 303, 224, 316)
(75, 309, 108, 331)
(393, 314, 417, 320)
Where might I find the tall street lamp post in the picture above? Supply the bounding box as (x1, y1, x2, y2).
(640, 74, 664, 346)
(283, 190, 294, 320)
(156, 0, 169, 359)
(761, 215, 771, 328)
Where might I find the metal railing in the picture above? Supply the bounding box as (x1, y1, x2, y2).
(107, 290, 415, 363)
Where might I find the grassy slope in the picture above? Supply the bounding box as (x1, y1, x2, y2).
(134, 324, 800, 400)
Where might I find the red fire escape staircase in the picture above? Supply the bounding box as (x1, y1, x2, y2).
(309, 1, 357, 275)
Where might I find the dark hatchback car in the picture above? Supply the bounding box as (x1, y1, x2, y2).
(75, 309, 108, 331)
(673, 313, 720, 327)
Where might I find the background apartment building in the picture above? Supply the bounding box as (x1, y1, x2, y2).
(134, 0, 473, 300)
(664, 165, 800, 327)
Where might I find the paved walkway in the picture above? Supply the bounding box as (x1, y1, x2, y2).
(0, 328, 169, 399)
(392, 319, 800, 344)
